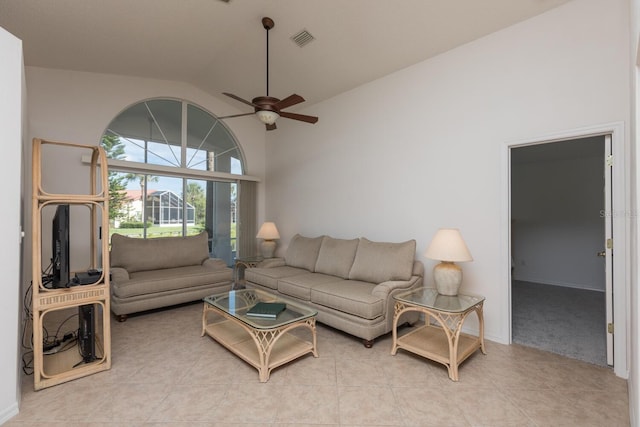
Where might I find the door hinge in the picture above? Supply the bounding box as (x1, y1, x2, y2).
(606, 154, 613, 167)
(608, 323, 614, 334)
(607, 238, 613, 249)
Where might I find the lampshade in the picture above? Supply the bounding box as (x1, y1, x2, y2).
(256, 222, 280, 240)
(425, 228, 473, 296)
(424, 228, 473, 262)
(256, 110, 279, 125)
(256, 222, 280, 258)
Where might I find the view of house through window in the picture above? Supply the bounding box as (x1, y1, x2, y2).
(101, 99, 244, 265)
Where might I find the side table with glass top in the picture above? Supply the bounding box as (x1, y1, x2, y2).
(391, 287, 486, 381)
(233, 256, 264, 289)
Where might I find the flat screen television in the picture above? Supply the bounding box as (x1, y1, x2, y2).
(51, 204, 70, 288)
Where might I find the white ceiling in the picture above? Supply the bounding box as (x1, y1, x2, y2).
(0, 0, 573, 111)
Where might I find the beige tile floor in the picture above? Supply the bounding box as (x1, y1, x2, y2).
(8, 302, 630, 426)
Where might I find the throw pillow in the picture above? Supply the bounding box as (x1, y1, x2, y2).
(284, 234, 324, 271)
(110, 232, 209, 273)
(314, 236, 360, 279)
(348, 238, 416, 283)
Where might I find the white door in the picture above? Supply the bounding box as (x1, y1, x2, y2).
(603, 134, 614, 366)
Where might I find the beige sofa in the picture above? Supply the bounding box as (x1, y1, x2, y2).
(110, 232, 233, 321)
(245, 234, 424, 347)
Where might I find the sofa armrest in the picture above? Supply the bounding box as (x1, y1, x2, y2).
(258, 257, 286, 268)
(373, 274, 424, 325)
(372, 276, 421, 300)
(110, 267, 130, 283)
(203, 258, 229, 269)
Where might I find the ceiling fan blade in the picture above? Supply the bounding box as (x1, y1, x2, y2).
(223, 92, 257, 108)
(275, 94, 305, 110)
(279, 111, 319, 124)
(266, 123, 277, 131)
(218, 112, 255, 119)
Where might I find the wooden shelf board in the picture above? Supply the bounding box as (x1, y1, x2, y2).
(396, 325, 480, 365)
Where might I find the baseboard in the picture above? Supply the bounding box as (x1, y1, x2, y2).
(0, 401, 19, 425)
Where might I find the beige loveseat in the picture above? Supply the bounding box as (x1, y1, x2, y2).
(110, 232, 233, 321)
(245, 234, 424, 347)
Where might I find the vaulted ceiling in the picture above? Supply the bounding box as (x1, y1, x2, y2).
(0, 0, 573, 111)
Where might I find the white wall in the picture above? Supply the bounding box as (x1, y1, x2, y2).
(0, 27, 23, 424)
(23, 67, 267, 283)
(265, 0, 631, 345)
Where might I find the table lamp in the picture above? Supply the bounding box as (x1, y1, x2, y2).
(424, 228, 473, 296)
(256, 222, 280, 258)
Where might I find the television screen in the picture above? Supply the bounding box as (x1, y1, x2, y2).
(51, 204, 70, 288)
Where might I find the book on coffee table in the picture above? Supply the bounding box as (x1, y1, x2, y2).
(246, 302, 287, 318)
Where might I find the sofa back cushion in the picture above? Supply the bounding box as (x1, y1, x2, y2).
(285, 234, 324, 271)
(110, 232, 210, 273)
(314, 236, 360, 279)
(348, 238, 416, 283)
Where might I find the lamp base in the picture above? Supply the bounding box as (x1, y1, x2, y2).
(433, 261, 462, 296)
(260, 240, 276, 258)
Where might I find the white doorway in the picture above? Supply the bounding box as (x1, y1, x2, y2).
(510, 136, 611, 366)
(503, 122, 627, 377)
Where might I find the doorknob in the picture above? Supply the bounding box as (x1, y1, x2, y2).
(597, 250, 606, 257)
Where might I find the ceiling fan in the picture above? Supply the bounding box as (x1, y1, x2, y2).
(220, 17, 318, 131)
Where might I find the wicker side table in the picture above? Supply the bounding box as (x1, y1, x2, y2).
(391, 287, 486, 381)
(233, 256, 264, 289)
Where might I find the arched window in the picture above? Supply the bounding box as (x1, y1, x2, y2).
(101, 98, 254, 265)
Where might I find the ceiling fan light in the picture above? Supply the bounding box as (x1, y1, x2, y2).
(256, 110, 279, 125)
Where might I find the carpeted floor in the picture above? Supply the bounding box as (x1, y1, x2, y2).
(512, 280, 607, 367)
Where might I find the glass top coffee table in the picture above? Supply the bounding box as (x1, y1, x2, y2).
(201, 288, 318, 382)
(391, 287, 486, 381)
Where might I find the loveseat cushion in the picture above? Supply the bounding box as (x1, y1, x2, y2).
(112, 264, 232, 298)
(314, 236, 360, 279)
(348, 238, 416, 283)
(111, 232, 209, 273)
(245, 266, 308, 290)
(284, 234, 324, 271)
(310, 280, 383, 320)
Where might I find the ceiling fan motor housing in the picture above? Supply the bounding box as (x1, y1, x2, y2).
(252, 96, 279, 112)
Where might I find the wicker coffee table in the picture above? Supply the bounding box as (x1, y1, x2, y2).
(202, 288, 318, 382)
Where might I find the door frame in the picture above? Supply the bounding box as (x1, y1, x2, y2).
(501, 121, 628, 378)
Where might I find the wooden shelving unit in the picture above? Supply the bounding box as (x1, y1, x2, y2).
(31, 138, 111, 390)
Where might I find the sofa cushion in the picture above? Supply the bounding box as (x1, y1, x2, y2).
(278, 273, 342, 301)
(111, 232, 209, 273)
(284, 234, 324, 271)
(112, 264, 232, 298)
(311, 280, 383, 320)
(314, 236, 360, 279)
(348, 238, 416, 283)
(245, 266, 308, 290)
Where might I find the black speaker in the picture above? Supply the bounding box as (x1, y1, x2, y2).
(78, 304, 96, 363)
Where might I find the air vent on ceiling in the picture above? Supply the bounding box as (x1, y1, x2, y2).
(291, 29, 315, 47)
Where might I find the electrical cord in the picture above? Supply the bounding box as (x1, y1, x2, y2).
(21, 262, 81, 375)
(21, 281, 34, 375)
